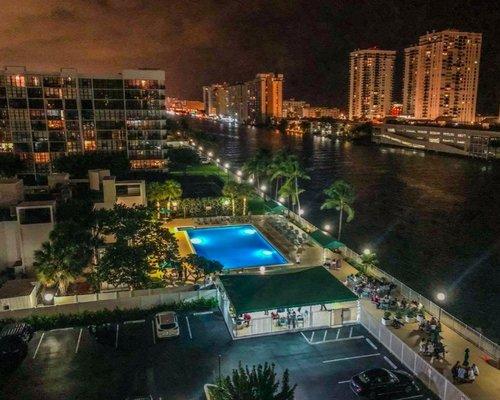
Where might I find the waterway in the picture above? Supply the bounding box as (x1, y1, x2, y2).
(189, 119, 500, 341)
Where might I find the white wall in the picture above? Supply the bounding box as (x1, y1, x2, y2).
(0, 220, 21, 270)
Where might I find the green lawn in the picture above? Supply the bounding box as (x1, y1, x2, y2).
(169, 164, 228, 177)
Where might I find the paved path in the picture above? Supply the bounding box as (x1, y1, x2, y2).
(330, 261, 500, 400)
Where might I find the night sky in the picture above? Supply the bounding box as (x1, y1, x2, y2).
(1, 0, 498, 113)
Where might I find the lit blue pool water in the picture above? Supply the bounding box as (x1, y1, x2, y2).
(184, 225, 288, 269)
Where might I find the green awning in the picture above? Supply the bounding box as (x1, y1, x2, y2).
(263, 200, 286, 214)
(309, 229, 344, 250)
(218, 266, 357, 314)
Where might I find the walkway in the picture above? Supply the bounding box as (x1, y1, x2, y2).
(330, 261, 500, 400)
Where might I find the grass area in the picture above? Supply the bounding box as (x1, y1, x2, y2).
(169, 164, 228, 177)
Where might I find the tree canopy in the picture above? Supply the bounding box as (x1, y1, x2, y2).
(0, 153, 25, 177)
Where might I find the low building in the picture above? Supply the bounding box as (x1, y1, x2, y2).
(217, 266, 358, 339)
(0, 279, 40, 311)
(374, 121, 500, 159)
(302, 107, 341, 119)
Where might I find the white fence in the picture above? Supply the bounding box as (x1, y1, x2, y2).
(342, 245, 499, 363)
(360, 307, 470, 400)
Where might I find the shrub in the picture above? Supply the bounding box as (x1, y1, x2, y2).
(0, 297, 217, 332)
(383, 311, 392, 320)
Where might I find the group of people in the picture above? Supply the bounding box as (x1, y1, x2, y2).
(323, 258, 341, 270)
(452, 349, 479, 384)
(271, 308, 306, 329)
(346, 273, 397, 300)
(418, 337, 446, 362)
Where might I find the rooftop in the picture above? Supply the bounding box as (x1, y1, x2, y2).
(0, 279, 37, 299)
(219, 266, 357, 315)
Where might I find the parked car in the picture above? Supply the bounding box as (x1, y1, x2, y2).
(0, 335, 28, 372)
(0, 323, 34, 343)
(154, 311, 179, 339)
(350, 368, 421, 399)
(88, 323, 116, 346)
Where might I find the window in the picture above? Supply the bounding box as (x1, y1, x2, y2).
(8, 75, 26, 87)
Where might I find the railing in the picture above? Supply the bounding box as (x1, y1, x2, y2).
(344, 247, 500, 363)
(360, 306, 470, 400)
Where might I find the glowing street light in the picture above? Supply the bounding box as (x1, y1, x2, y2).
(436, 292, 446, 302)
(216, 158, 220, 163)
(208, 151, 213, 157)
(363, 248, 371, 255)
(260, 185, 267, 192)
(298, 208, 305, 215)
(324, 224, 331, 231)
(259, 266, 266, 274)
(236, 170, 242, 176)
(278, 196, 285, 203)
(248, 177, 254, 184)
(224, 162, 230, 169)
(198, 146, 203, 151)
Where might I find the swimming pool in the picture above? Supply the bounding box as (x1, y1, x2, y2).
(184, 225, 289, 270)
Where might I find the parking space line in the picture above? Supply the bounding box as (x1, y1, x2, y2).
(33, 332, 45, 359)
(49, 327, 74, 332)
(335, 329, 340, 340)
(323, 353, 380, 364)
(115, 324, 119, 349)
(384, 355, 398, 369)
(310, 335, 364, 345)
(151, 320, 156, 344)
(365, 337, 378, 350)
(193, 311, 213, 316)
(123, 319, 145, 325)
(185, 316, 193, 339)
(337, 380, 350, 384)
(300, 331, 311, 343)
(322, 330, 327, 342)
(75, 328, 83, 354)
(349, 326, 353, 338)
(310, 331, 315, 342)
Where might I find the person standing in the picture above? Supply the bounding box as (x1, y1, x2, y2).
(451, 361, 460, 383)
(463, 348, 470, 366)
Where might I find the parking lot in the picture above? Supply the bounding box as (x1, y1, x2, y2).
(0, 312, 438, 400)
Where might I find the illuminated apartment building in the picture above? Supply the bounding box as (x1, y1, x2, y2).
(404, 30, 482, 123)
(227, 83, 248, 122)
(282, 99, 309, 118)
(246, 73, 283, 124)
(348, 49, 395, 120)
(202, 83, 228, 116)
(0, 67, 167, 173)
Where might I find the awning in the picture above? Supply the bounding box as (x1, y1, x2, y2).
(263, 200, 286, 214)
(218, 266, 357, 315)
(309, 229, 344, 250)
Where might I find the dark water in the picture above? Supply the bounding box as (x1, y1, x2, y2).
(189, 119, 500, 341)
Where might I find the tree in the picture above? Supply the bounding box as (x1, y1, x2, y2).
(278, 179, 298, 212)
(243, 149, 272, 187)
(238, 183, 254, 216)
(34, 222, 92, 295)
(269, 151, 288, 199)
(222, 181, 240, 216)
(211, 362, 296, 400)
(182, 254, 223, 282)
(359, 252, 378, 275)
(321, 180, 355, 241)
(0, 153, 25, 177)
(278, 156, 309, 214)
(147, 180, 182, 217)
(95, 241, 151, 289)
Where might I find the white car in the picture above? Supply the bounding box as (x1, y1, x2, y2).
(154, 311, 180, 339)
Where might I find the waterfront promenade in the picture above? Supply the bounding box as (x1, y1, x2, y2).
(330, 261, 500, 400)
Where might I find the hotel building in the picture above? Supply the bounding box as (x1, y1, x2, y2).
(403, 30, 482, 123)
(202, 83, 228, 117)
(348, 49, 396, 120)
(0, 67, 167, 173)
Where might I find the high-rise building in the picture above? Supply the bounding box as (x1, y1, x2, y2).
(348, 49, 396, 120)
(0, 67, 167, 173)
(227, 83, 248, 122)
(202, 83, 228, 116)
(246, 73, 283, 124)
(404, 30, 482, 123)
(402, 46, 420, 116)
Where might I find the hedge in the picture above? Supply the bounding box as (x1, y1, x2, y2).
(0, 297, 217, 332)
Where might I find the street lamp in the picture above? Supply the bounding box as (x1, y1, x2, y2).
(216, 158, 220, 164)
(248, 177, 254, 184)
(208, 151, 213, 157)
(324, 224, 331, 231)
(278, 196, 285, 203)
(363, 248, 371, 255)
(260, 185, 267, 192)
(224, 162, 230, 169)
(236, 170, 242, 176)
(436, 292, 446, 302)
(259, 266, 266, 274)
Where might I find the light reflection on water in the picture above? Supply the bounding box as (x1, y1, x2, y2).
(189, 118, 500, 339)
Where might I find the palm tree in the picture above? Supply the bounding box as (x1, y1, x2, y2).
(279, 157, 310, 214)
(242, 149, 271, 187)
(360, 252, 378, 275)
(237, 183, 254, 216)
(147, 180, 182, 218)
(269, 151, 287, 199)
(222, 181, 240, 216)
(211, 362, 296, 400)
(34, 241, 79, 295)
(278, 179, 298, 212)
(321, 180, 355, 241)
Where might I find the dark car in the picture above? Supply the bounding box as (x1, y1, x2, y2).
(350, 368, 421, 399)
(0, 322, 35, 343)
(0, 335, 28, 373)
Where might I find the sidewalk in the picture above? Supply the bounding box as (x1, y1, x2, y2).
(330, 261, 500, 400)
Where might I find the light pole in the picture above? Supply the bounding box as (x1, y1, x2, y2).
(436, 292, 446, 320)
(218, 354, 222, 381)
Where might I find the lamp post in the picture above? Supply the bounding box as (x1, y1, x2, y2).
(218, 354, 222, 381)
(436, 292, 445, 320)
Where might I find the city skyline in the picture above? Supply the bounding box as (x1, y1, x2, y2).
(0, 1, 498, 114)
